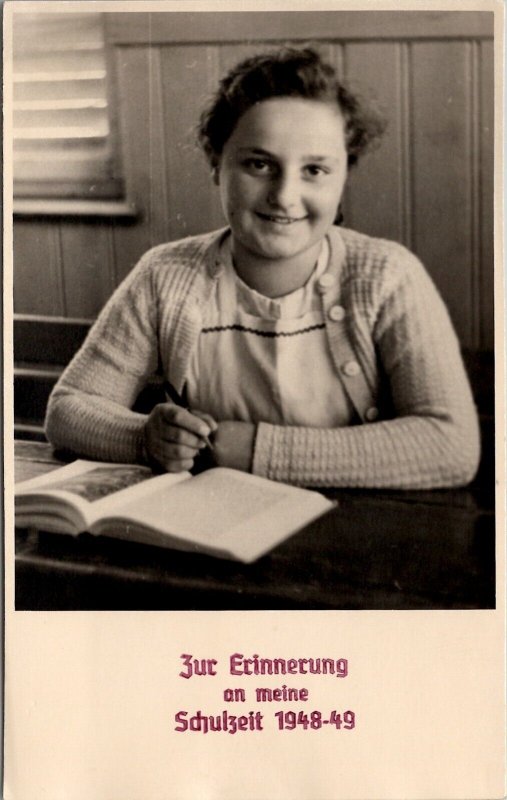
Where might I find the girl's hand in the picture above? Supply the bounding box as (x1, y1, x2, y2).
(143, 403, 217, 472)
(212, 421, 256, 472)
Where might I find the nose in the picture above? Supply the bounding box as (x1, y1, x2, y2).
(267, 169, 299, 211)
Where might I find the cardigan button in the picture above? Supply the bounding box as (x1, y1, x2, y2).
(328, 304, 345, 322)
(318, 272, 336, 291)
(342, 360, 361, 377)
(365, 406, 379, 421)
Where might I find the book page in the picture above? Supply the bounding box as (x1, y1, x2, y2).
(41, 464, 153, 502)
(109, 468, 318, 548)
(16, 460, 189, 529)
(4, 3, 505, 800)
(15, 460, 120, 529)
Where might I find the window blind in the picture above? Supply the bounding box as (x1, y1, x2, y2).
(13, 12, 124, 199)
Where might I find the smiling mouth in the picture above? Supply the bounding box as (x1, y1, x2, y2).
(256, 212, 306, 225)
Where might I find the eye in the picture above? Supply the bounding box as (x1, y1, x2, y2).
(304, 164, 330, 178)
(242, 158, 273, 174)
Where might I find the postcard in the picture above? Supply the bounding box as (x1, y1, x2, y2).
(3, 1, 505, 798)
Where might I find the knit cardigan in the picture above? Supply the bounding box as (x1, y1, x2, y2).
(45, 225, 480, 489)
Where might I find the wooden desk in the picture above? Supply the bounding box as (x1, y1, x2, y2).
(14, 441, 495, 610)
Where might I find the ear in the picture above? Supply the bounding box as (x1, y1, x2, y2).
(334, 203, 344, 226)
(211, 162, 220, 186)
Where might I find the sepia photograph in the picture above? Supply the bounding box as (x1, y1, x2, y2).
(4, 4, 505, 800)
(9, 6, 497, 611)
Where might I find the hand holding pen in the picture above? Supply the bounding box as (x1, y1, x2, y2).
(143, 402, 217, 473)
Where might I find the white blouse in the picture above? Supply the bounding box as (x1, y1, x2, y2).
(186, 235, 354, 427)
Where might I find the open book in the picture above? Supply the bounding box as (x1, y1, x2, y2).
(15, 460, 335, 563)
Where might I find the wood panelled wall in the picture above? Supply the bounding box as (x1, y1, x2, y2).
(13, 11, 495, 351)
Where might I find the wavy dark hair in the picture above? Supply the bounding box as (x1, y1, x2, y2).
(197, 47, 386, 170)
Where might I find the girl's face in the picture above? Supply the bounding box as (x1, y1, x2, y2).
(215, 97, 348, 264)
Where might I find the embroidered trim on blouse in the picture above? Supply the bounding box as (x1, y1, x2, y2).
(200, 323, 326, 338)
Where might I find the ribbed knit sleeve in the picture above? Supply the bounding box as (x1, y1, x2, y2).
(252, 240, 480, 489)
(45, 250, 162, 464)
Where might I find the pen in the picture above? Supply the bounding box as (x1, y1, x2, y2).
(201, 433, 215, 452)
(163, 384, 215, 452)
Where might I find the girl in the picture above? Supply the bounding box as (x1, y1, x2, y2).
(45, 48, 480, 489)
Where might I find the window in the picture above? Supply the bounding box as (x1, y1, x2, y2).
(12, 11, 124, 201)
